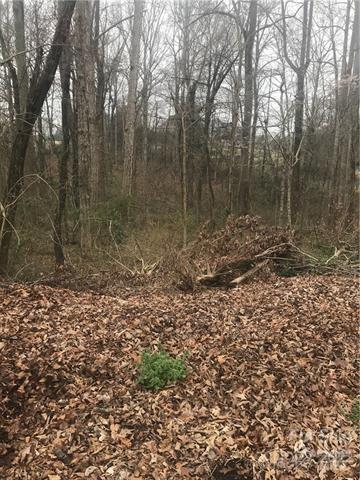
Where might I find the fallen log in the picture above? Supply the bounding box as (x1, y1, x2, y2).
(229, 259, 270, 286)
(196, 259, 254, 286)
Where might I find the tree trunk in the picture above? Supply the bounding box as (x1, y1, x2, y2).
(122, 0, 144, 196)
(71, 74, 80, 214)
(281, 0, 313, 222)
(181, 111, 188, 248)
(286, 163, 292, 227)
(36, 114, 46, 175)
(345, 0, 359, 225)
(291, 69, 306, 211)
(13, 0, 28, 114)
(74, 0, 98, 252)
(0, 2, 16, 144)
(238, 0, 257, 214)
(53, 41, 72, 266)
(13, 0, 36, 174)
(142, 78, 149, 173)
(203, 113, 215, 227)
(228, 52, 242, 214)
(94, 0, 106, 202)
(249, 29, 260, 184)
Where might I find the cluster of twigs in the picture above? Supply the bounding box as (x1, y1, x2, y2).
(291, 243, 360, 277)
(173, 215, 359, 290)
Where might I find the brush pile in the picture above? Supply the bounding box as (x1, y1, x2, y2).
(174, 215, 358, 289)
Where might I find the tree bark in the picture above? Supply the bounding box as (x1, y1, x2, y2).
(345, 0, 359, 224)
(122, 0, 144, 196)
(36, 114, 46, 175)
(238, 0, 257, 214)
(94, 0, 106, 202)
(181, 111, 188, 247)
(281, 0, 313, 222)
(53, 41, 72, 266)
(12, 0, 28, 114)
(74, 0, 98, 252)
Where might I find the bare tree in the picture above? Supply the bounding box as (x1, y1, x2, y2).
(122, 0, 144, 196)
(94, 0, 106, 201)
(200, 11, 237, 225)
(280, 0, 313, 222)
(0, 0, 76, 273)
(345, 0, 359, 224)
(53, 36, 72, 266)
(236, 0, 257, 214)
(12, 0, 27, 114)
(74, 0, 98, 252)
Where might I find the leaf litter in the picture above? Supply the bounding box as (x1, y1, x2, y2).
(0, 275, 358, 479)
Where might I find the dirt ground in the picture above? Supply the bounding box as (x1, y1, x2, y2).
(0, 275, 358, 479)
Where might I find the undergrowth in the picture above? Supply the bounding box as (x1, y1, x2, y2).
(137, 348, 188, 390)
(347, 400, 360, 425)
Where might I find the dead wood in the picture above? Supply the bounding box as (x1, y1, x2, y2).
(196, 259, 255, 286)
(229, 259, 270, 286)
(170, 216, 359, 290)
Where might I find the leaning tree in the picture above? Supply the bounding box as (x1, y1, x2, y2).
(0, 0, 76, 274)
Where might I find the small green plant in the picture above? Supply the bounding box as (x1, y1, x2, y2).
(137, 348, 188, 390)
(347, 400, 360, 425)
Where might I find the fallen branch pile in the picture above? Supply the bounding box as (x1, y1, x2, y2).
(174, 216, 359, 289)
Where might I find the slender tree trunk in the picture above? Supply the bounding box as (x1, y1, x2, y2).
(204, 113, 215, 226)
(71, 73, 80, 213)
(34, 2, 45, 177)
(13, 0, 28, 114)
(291, 68, 306, 212)
(286, 163, 292, 227)
(54, 42, 72, 266)
(279, 163, 286, 225)
(249, 29, 260, 184)
(114, 102, 118, 165)
(228, 118, 237, 214)
(36, 114, 46, 175)
(262, 69, 273, 186)
(181, 111, 188, 247)
(74, 2, 91, 252)
(328, 5, 343, 219)
(94, 0, 106, 202)
(345, 0, 359, 224)
(13, 0, 36, 173)
(228, 58, 242, 214)
(0, 4, 15, 146)
(186, 82, 195, 209)
(249, 87, 258, 183)
(122, 0, 144, 196)
(74, 0, 98, 252)
(281, 0, 313, 222)
(238, 0, 257, 214)
(142, 79, 149, 172)
(179, 0, 190, 245)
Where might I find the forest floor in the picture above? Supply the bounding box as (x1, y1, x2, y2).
(0, 275, 359, 479)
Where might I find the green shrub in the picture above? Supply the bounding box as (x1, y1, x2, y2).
(137, 348, 187, 390)
(347, 400, 360, 425)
